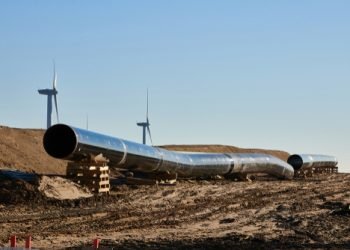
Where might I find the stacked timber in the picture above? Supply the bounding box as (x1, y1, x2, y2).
(313, 166, 338, 174)
(66, 162, 110, 194)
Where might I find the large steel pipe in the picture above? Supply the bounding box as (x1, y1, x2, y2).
(287, 154, 338, 171)
(43, 124, 294, 179)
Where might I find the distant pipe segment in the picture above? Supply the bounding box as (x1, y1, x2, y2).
(287, 154, 338, 171)
(43, 124, 294, 179)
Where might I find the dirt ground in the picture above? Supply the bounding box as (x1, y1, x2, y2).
(0, 174, 349, 249)
(0, 126, 349, 249)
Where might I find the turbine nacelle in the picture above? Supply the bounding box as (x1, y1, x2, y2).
(38, 89, 58, 95)
(136, 121, 150, 126)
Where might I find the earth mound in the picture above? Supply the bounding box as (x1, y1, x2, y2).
(0, 175, 93, 204)
(38, 176, 93, 200)
(0, 126, 66, 174)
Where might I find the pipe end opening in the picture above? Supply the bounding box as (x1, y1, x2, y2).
(287, 155, 303, 170)
(43, 124, 77, 159)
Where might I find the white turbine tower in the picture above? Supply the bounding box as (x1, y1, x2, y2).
(137, 89, 153, 145)
(38, 63, 59, 129)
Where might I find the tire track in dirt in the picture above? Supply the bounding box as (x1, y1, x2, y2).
(1, 174, 350, 248)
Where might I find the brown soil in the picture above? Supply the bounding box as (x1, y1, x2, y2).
(0, 125, 349, 249)
(0, 174, 349, 249)
(0, 126, 66, 174)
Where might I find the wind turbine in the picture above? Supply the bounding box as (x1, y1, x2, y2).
(137, 89, 153, 145)
(38, 62, 59, 129)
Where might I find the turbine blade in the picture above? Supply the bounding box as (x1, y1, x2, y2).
(54, 94, 59, 123)
(52, 61, 57, 90)
(146, 89, 152, 144)
(147, 125, 153, 145)
(54, 73, 57, 90)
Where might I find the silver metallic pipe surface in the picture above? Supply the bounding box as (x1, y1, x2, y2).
(287, 154, 338, 171)
(43, 124, 294, 179)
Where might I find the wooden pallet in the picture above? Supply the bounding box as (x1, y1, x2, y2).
(313, 166, 338, 174)
(295, 166, 338, 178)
(66, 163, 110, 194)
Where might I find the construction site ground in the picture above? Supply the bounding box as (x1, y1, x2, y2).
(0, 174, 349, 249)
(0, 126, 349, 249)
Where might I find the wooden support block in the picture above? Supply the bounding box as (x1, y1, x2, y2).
(66, 164, 110, 194)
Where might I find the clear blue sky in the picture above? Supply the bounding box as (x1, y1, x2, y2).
(0, 1, 349, 172)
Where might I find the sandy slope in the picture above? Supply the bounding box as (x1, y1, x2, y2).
(0, 126, 66, 174)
